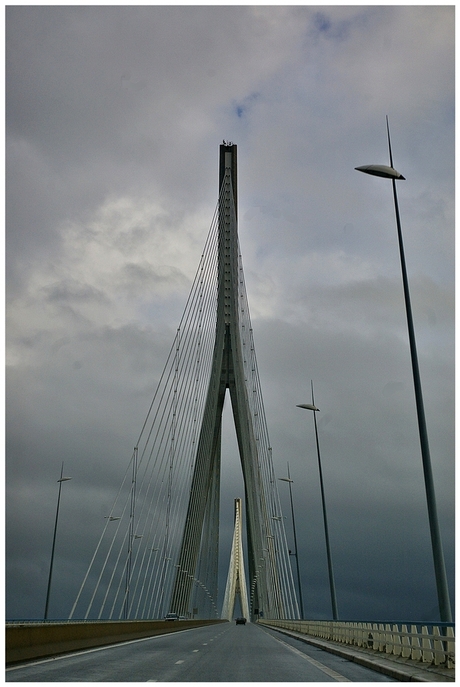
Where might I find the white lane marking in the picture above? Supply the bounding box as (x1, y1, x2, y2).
(268, 633, 351, 682)
(6, 627, 199, 671)
(192, 649, 199, 652)
(202, 643, 207, 645)
(175, 660, 184, 664)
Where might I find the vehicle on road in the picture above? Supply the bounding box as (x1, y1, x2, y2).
(235, 617, 246, 624)
(164, 613, 179, 621)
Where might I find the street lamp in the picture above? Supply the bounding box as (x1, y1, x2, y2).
(297, 382, 339, 620)
(44, 462, 71, 620)
(355, 117, 452, 623)
(279, 463, 304, 619)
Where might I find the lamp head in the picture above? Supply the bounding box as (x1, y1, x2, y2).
(355, 164, 405, 180)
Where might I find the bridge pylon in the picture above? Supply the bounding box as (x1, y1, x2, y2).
(221, 498, 250, 621)
(169, 143, 297, 621)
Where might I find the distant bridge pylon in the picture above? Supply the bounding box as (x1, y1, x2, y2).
(221, 498, 250, 622)
(68, 144, 299, 623)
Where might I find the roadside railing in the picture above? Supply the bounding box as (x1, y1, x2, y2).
(259, 619, 455, 670)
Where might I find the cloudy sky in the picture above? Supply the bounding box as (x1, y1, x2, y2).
(6, 5, 454, 623)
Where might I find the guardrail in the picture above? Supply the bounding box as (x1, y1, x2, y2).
(259, 619, 455, 670)
(6, 618, 227, 664)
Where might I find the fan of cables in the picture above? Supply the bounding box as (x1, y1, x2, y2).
(69, 181, 299, 621)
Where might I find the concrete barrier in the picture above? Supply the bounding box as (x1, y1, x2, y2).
(6, 619, 227, 664)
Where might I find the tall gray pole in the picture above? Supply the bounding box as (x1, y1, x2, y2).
(310, 382, 339, 621)
(387, 121, 452, 624)
(44, 463, 71, 620)
(297, 383, 339, 620)
(279, 463, 304, 619)
(355, 119, 452, 623)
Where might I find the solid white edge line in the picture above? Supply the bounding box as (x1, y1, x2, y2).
(261, 628, 351, 682)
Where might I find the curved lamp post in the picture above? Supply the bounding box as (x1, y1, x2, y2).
(297, 382, 339, 620)
(44, 462, 71, 620)
(279, 463, 304, 619)
(354, 118, 452, 623)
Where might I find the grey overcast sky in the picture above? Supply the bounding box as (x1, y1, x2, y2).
(6, 5, 454, 622)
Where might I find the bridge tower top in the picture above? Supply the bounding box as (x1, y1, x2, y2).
(219, 142, 237, 219)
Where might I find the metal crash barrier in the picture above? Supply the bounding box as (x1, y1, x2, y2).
(259, 619, 454, 670)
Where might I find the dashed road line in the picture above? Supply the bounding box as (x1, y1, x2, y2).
(6, 627, 197, 671)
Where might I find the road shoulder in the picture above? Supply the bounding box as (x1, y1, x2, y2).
(263, 624, 454, 682)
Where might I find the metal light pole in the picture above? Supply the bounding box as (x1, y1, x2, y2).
(44, 462, 71, 620)
(297, 381, 339, 620)
(355, 118, 452, 623)
(279, 463, 304, 619)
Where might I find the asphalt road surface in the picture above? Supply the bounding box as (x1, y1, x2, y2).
(6, 622, 395, 682)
